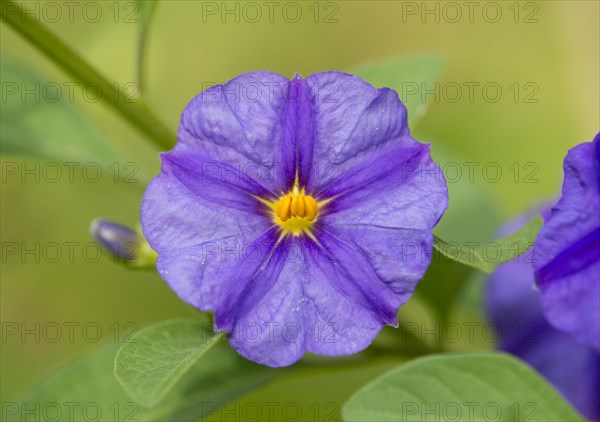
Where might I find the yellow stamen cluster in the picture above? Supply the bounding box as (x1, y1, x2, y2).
(272, 187, 319, 236)
(276, 194, 318, 222)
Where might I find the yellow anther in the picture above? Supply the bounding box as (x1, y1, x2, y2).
(290, 196, 299, 217)
(304, 196, 318, 221)
(292, 196, 306, 218)
(276, 196, 292, 221)
(273, 191, 319, 235)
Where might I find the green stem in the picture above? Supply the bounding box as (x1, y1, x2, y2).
(137, 2, 159, 94)
(1, 0, 174, 151)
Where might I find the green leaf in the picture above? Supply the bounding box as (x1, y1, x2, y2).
(0, 59, 120, 163)
(433, 215, 542, 274)
(342, 353, 584, 422)
(114, 319, 226, 406)
(4, 323, 281, 421)
(349, 54, 445, 124)
(136, 0, 159, 93)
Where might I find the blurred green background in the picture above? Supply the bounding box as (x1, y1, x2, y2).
(1, 0, 598, 419)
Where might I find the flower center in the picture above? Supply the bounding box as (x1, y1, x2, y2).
(274, 187, 318, 236)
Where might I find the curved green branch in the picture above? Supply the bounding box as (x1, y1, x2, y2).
(1, 0, 174, 151)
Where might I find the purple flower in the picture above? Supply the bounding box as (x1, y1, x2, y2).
(487, 210, 600, 421)
(141, 71, 448, 366)
(534, 134, 600, 351)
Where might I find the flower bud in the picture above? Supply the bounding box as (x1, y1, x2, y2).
(90, 219, 156, 268)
